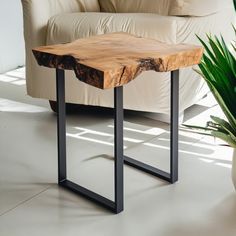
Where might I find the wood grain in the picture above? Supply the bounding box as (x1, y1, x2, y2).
(33, 32, 203, 89)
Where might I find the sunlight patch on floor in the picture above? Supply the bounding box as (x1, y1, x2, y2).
(0, 98, 48, 113)
(0, 67, 26, 86)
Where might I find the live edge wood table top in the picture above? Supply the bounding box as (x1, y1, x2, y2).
(32, 32, 203, 89)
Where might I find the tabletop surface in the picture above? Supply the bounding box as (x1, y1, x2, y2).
(33, 32, 203, 89)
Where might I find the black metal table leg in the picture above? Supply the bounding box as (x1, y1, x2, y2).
(170, 70, 179, 183)
(56, 69, 67, 183)
(124, 70, 179, 183)
(56, 69, 124, 214)
(114, 86, 124, 213)
(55, 68, 179, 213)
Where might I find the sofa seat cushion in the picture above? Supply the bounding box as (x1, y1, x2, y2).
(98, 0, 170, 15)
(46, 12, 177, 46)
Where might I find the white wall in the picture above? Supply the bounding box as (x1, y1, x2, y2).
(0, 0, 25, 73)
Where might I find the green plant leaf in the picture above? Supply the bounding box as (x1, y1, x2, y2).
(183, 124, 215, 132)
(189, 30, 236, 147)
(210, 116, 236, 137)
(211, 131, 236, 148)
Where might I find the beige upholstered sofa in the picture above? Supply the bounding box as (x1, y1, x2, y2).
(21, 0, 235, 117)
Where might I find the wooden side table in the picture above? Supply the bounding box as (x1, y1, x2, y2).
(33, 33, 203, 214)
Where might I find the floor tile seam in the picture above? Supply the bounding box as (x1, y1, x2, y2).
(0, 185, 53, 217)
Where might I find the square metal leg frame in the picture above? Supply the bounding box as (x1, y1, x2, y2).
(56, 69, 179, 214)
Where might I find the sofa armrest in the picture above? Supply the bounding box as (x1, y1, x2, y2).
(21, 0, 100, 95)
(169, 0, 233, 17)
(21, 0, 100, 48)
(172, 5, 235, 44)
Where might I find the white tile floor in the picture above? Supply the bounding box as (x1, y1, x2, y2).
(0, 68, 235, 236)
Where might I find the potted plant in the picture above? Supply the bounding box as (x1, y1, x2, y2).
(184, 27, 236, 188)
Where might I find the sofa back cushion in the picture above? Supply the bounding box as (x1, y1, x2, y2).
(98, 0, 171, 15)
(78, 0, 100, 12)
(169, 0, 233, 16)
